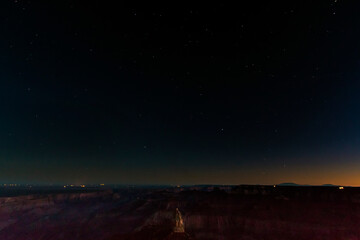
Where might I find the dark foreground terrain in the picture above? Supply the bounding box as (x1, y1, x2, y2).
(0, 185, 360, 240)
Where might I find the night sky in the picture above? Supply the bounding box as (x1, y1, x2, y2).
(1, 1, 360, 186)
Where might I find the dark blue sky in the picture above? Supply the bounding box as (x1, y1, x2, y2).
(1, 1, 360, 185)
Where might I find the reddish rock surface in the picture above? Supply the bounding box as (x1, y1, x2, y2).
(0, 186, 360, 240)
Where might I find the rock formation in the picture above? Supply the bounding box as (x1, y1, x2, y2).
(173, 208, 185, 233)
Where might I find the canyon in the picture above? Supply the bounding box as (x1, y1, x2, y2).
(0, 185, 359, 240)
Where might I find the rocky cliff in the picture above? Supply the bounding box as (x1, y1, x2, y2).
(0, 186, 360, 240)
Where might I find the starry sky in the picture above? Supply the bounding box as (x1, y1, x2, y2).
(1, 1, 360, 186)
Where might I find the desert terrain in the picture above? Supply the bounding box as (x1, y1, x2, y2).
(0, 185, 359, 240)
